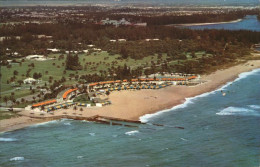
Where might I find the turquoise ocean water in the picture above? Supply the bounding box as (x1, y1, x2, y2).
(0, 69, 260, 167)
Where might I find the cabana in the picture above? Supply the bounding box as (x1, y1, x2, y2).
(32, 99, 57, 108)
(63, 88, 78, 100)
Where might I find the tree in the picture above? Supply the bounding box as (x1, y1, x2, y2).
(3, 96, 9, 106)
(191, 51, 196, 58)
(120, 47, 128, 59)
(65, 54, 82, 70)
(73, 106, 77, 115)
(33, 72, 42, 79)
(80, 107, 83, 115)
(17, 80, 23, 86)
(13, 70, 18, 76)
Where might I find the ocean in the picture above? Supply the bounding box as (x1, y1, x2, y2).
(0, 69, 259, 166)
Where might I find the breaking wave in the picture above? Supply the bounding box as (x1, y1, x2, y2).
(31, 120, 60, 127)
(0, 137, 17, 142)
(216, 106, 260, 116)
(248, 105, 260, 109)
(125, 130, 139, 136)
(10, 157, 24, 161)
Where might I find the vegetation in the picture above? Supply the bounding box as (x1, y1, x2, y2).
(0, 109, 19, 120)
(1, 7, 260, 107)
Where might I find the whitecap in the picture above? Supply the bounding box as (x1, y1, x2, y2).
(89, 133, 95, 136)
(77, 156, 83, 159)
(216, 106, 260, 116)
(64, 122, 71, 126)
(10, 157, 24, 161)
(180, 138, 188, 141)
(140, 68, 260, 123)
(0, 137, 17, 142)
(31, 120, 59, 127)
(248, 105, 260, 109)
(125, 130, 139, 136)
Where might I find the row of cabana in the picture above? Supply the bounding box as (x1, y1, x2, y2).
(76, 101, 111, 107)
(88, 76, 197, 87)
(43, 102, 74, 112)
(32, 99, 57, 108)
(103, 83, 172, 92)
(42, 100, 112, 112)
(62, 88, 78, 100)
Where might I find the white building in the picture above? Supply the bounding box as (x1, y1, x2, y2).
(96, 103, 103, 107)
(118, 39, 126, 42)
(47, 48, 60, 52)
(23, 78, 38, 84)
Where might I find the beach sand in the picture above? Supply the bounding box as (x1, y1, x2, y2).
(1, 60, 260, 132)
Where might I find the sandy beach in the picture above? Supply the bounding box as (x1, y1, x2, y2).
(1, 59, 260, 133)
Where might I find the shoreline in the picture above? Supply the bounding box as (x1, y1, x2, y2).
(167, 18, 242, 27)
(1, 60, 260, 133)
(140, 68, 260, 122)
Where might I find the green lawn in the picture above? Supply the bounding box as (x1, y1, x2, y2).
(73, 94, 95, 106)
(0, 51, 168, 91)
(0, 50, 199, 101)
(0, 89, 36, 103)
(0, 111, 18, 120)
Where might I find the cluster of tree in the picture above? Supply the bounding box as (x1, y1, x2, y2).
(43, 77, 66, 100)
(33, 72, 42, 79)
(65, 54, 82, 70)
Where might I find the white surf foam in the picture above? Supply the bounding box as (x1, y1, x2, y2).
(180, 138, 188, 141)
(64, 122, 71, 126)
(140, 68, 260, 123)
(31, 120, 60, 127)
(248, 105, 260, 109)
(89, 133, 95, 136)
(125, 130, 139, 136)
(77, 156, 83, 159)
(0, 137, 17, 142)
(10, 157, 24, 161)
(216, 106, 260, 116)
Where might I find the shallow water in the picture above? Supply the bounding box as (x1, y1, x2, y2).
(0, 69, 260, 167)
(185, 15, 260, 32)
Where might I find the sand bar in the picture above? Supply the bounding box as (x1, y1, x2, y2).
(168, 19, 242, 27)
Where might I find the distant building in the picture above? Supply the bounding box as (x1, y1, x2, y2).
(47, 48, 60, 52)
(118, 39, 126, 42)
(100, 18, 131, 27)
(23, 78, 40, 84)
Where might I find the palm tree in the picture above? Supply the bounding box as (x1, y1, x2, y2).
(73, 106, 77, 115)
(17, 80, 23, 86)
(80, 108, 83, 115)
(32, 96, 36, 102)
(41, 105, 45, 111)
(3, 96, 9, 106)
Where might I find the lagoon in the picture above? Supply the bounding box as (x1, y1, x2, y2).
(185, 15, 260, 32)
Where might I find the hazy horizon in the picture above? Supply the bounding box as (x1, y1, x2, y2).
(0, 0, 259, 7)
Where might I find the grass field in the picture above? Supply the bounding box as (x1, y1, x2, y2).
(0, 51, 167, 92)
(0, 50, 202, 103)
